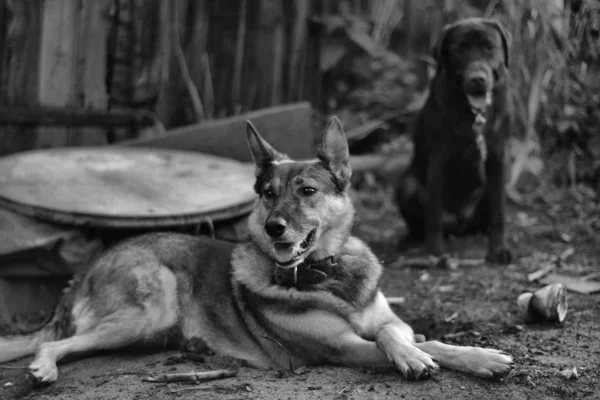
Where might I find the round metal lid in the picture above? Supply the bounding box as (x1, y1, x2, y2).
(0, 147, 257, 228)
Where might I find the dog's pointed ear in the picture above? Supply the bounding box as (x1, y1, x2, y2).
(484, 19, 511, 67)
(246, 120, 285, 174)
(318, 117, 352, 191)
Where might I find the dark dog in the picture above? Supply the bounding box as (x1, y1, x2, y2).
(396, 17, 514, 264)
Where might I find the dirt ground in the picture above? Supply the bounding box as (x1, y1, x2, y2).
(1, 184, 599, 400)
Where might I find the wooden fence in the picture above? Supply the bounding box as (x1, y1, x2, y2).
(0, 0, 486, 156)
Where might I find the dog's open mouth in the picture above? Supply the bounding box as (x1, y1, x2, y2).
(274, 228, 317, 266)
(466, 92, 492, 113)
(300, 228, 316, 249)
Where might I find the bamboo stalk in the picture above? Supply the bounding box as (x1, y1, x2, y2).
(270, 1, 284, 105)
(231, 0, 247, 115)
(0, 0, 41, 155)
(202, 54, 215, 120)
(287, 0, 309, 102)
(154, 0, 174, 126)
(173, 0, 205, 122)
(185, 0, 212, 120)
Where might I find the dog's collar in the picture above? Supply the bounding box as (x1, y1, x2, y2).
(274, 255, 337, 287)
(471, 107, 487, 127)
(470, 108, 488, 178)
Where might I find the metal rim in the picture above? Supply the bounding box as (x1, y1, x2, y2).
(0, 196, 257, 229)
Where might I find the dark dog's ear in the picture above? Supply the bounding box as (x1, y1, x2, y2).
(484, 19, 511, 67)
(318, 117, 352, 191)
(432, 24, 454, 69)
(246, 120, 285, 175)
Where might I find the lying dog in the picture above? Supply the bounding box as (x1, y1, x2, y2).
(396, 18, 514, 264)
(0, 118, 512, 383)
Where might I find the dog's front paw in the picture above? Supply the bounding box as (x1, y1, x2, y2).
(486, 247, 514, 265)
(388, 345, 439, 380)
(462, 347, 513, 379)
(29, 358, 58, 383)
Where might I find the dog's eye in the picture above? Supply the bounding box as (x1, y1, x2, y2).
(301, 187, 317, 196)
(263, 188, 276, 199)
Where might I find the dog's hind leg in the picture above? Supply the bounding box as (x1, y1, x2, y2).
(29, 265, 179, 383)
(414, 340, 513, 378)
(29, 311, 152, 382)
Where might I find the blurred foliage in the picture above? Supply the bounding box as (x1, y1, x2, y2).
(319, 0, 600, 192)
(494, 1, 598, 143)
(313, 1, 425, 161)
(491, 0, 600, 188)
(314, 8, 421, 135)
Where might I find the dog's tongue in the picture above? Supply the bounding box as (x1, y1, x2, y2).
(467, 92, 492, 111)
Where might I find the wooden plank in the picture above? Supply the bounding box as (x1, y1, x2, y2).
(0, 105, 153, 127)
(185, 0, 212, 119)
(270, 0, 284, 105)
(123, 102, 317, 162)
(0, 1, 110, 151)
(254, 0, 281, 108)
(286, 0, 310, 103)
(0, 0, 42, 156)
(77, 0, 110, 146)
(0, 1, 6, 93)
(231, 0, 247, 114)
(205, 0, 238, 117)
(36, 0, 78, 149)
(304, 1, 322, 110)
(153, 0, 184, 128)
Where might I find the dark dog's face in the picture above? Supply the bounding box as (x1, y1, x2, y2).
(434, 18, 510, 111)
(246, 118, 354, 266)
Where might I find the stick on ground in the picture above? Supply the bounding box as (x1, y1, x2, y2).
(143, 369, 238, 383)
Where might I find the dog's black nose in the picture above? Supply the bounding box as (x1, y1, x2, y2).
(265, 217, 287, 238)
(469, 75, 486, 86)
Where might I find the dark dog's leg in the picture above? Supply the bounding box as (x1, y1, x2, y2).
(463, 195, 488, 234)
(424, 151, 446, 256)
(395, 174, 426, 243)
(484, 148, 513, 264)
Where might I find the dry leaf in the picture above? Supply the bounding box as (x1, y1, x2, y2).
(541, 274, 600, 294)
(386, 296, 406, 305)
(438, 285, 455, 293)
(560, 367, 578, 380)
(444, 312, 459, 323)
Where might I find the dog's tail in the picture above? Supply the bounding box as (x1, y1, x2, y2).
(0, 283, 76, 364)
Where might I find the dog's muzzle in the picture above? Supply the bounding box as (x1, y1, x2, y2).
(272, 227, 317, 265)
(462, 62, 494, 127)
(463, 61, 493, 92)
